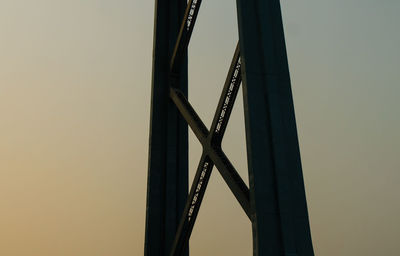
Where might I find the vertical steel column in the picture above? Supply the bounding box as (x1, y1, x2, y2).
(145, 0, 188, 255)
(236, 0, 314, 255)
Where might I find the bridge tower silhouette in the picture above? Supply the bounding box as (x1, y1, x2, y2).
(144, 0, 314, 255)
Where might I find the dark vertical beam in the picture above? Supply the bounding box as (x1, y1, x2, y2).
(145, 0, 188, 255)
(236, 0, 314, 255)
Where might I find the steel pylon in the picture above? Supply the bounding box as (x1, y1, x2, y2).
(145, 0, 314, 255)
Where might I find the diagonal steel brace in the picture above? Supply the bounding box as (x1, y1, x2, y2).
(169, 44, 252, 256)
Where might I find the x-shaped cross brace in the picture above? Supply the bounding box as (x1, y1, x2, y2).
(169, 44, 252, 256)
(166, 1, 253, 255)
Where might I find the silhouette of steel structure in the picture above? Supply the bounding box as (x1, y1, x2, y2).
(145, 0, 314, 255)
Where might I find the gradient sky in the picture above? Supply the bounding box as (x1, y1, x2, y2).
(0, 0, 399, 255)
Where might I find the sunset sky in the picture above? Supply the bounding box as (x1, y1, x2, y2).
(0, 0, 399, 255)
